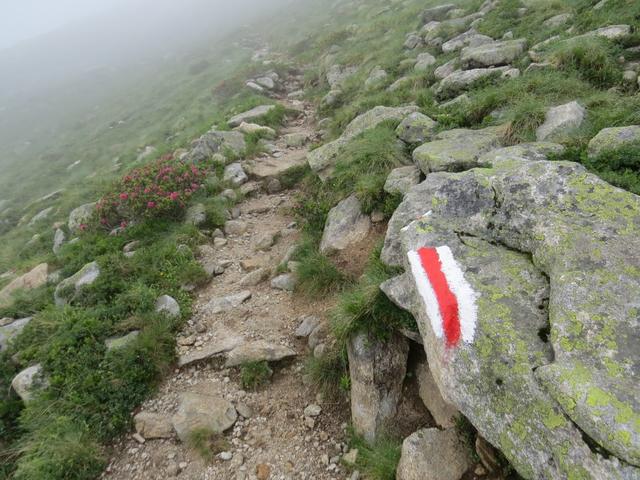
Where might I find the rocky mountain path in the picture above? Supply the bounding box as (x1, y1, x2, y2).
(102, 86, 352, 480)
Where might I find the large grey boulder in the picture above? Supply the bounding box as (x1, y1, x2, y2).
(54, 261, 100, 306)
(536, 101, 585, 141)
(12, 364, 47, 402)
(0, 263, 49, 306)
(319, 195, 371, 255)
(171, 391, 237, 442)
(441, 29, 493, 54)
(381, 147, 640, 477)
(436, 66, 510, 98)
(461, 38, 527, 68)
(189, 130, 246, 162)
(225, 340, 296, 367)
(588, 125, 640, 158)
(348, 331, 408, 443)
(384, 166, 421, 196)
(413, 126, 503, 173)
(68, 203, 96, 233)
(396, 428, 474, 480)
(308, 105, 419, 180)
(396, 112, 437, 144)
(228, 105, 276, 128)
(0, 317, 32, 352)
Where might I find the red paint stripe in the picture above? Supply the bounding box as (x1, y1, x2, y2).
(418, 247, 461, 346)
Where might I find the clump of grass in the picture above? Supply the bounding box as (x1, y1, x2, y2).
(240, 361, 273, 390)
(331, 244, 416, 347)
(202, 197, 230, 229)
(349, 431, 402, 480)
(304, 345, 349, 400)
(502, 98, 547, 145)
(187, 427, 229, 462)
(551, 37, 622, 89)
(293, 241, 350, 297)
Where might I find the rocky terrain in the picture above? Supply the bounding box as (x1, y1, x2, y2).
(1, 0, 640, 479)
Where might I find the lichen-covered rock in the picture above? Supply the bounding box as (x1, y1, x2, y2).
(536, 101, 586, 141)
(319, 195, 371, 255)
(228, 105, 276, 128)
(171, 391, 237, 442)
(436, 66, 510, 98)
(476, 142, 565, 166)
(190, 130, 246, 163)
(307, 105, 418, 180)
(185, 203, 207, 226)
(396, 428, 473, 480)
(12, 364, 48, 402)
(381, 148, 640, 477)
(441, 29, 493, 54)
(0, 317, 32, 352)
(588, 125, 640, 158)
(412, 126, 503, 173)
(434, 59, 460, 80)
(461, 38, 527, 68)
(234, 122, 276, 139)
(364, 66, 388, 89)
(283, 132, 308, 148)
(395, 112, 437, 144)
(413, 53, 436, 72)
(68, 202, 96, 233)
(403, 33, 423, 50)
(0, 263, 49, 306)
(384, 166, 421, 196)
(54, 261, 100, 306)
(348, 331, 408, 443)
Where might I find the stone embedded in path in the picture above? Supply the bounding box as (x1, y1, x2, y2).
(54, 261, 100, 306)
(271, 273, 297, 291)
(205, 291, 252, 314)
(395, 112, 438, 144)
(283, 132, 308, 148)
(68, 202, 96, 233)
(155, 295, 180, 319)
(225, 340, 296, 367)
(461, 38, 527, 68)
(396, 428, 473, 480)
(587, 125, 640, 158)
(224, 220, 248, 236)
(348, 331, 408, 443)
(234, 122, 276, 139)
(536, 101, 585, 141)
(224, 163, 248, 187)
(228, 105, 277, 128)
(413, 126, 503, 174)
(11, 364, 47, 402)
(384, 166, 421, 196)
(319, 195, 371, 255)
(295, 315, 321, 338)
(178, 334, 244, 367)
(134, 411, 174, 439)
(245, 150, 308, 181)
(239, 268, 270, 287)
(307, 105, 419, 180)
(0, 317, 32, 352)
(171, 391, 238, 442)
(0, 263, 49, 306)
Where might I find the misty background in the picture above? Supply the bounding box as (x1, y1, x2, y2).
(0, 0, 301, 204)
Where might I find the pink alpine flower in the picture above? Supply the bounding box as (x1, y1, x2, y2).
(147, 201, 156, 209)
(119, 193, 129, 200)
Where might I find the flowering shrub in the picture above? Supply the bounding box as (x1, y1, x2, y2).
(96, 154, 210, 229)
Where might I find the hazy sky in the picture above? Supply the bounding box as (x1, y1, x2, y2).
(0, 0, 127, 49)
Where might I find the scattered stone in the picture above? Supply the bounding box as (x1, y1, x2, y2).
(185, 203, 207, 226)
(239, 268, 270, 287)
(403, 33, 423, 50)
(396, 428, 473, 480)
(228, 105, 277, 128)
(225, 220, 248, 236)
(396, 112, 437, 144)
(171, 391, 238, 442)
(0, 317, 32, 352)
(105, 331, 140, 351)
(536, 100, 586, 141)
(304, 404, 322, 417)
(254, 231, 278, 251)
(28, 206, 54, 226)
(441, 29, 493, 54)
(434, 59, 459, 80)
(178, 335, 244, 367)
(11, 364, 47, 402)
(421, 4, 456, 23)
(256, 463, 271, 480)
(414, 53, 436, 72)
(587, 125, 640, 158)
(326, 64, 358, 89)
(283, 132, 308, 148)
(235, 402, 253, 419)
(225, 340, 296, 367)
(295, 315, 321, 338)
(224, 163, 248, 187)
(319, 195, 371, 255)
(155, 295, 180, 319)
(343, 449, 358, 466)
(364, 66, 388, 89)
(348, 331, 408, 443)
(270, 273, 297, 291)
(132, 433, 145, 444)
(461, 38, 527, 68)
(0, 263, 49, 306)
(205, 291, 251, 314)
(436, 66, 510, 98)
(54, 261, 100, 306)
(543, 13, 573, 28)
(68, 203, 96, 233)
(235, 122, 276, 139)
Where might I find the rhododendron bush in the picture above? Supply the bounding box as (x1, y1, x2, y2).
(97, 154, 210, 228)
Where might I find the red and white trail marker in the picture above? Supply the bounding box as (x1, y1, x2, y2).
(408, 246, 478, 347)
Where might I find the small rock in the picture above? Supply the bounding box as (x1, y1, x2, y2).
(155, 295, 180, 319)
(219, 451, 233, 461)
(271, 273, 297, 291)
(343, 449, 358, 466)
(224, 163, 248, 187)
(295, 315, 321, 337)
(236, 402, 253, 419)
(225, 220, 248, 236)
(256, 463, 271, 480)
(304, 404, 322, 417)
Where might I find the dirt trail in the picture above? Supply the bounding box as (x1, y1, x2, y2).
(102, 83, 351, 480)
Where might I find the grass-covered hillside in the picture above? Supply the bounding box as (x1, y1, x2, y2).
(0, 0, 639, 479)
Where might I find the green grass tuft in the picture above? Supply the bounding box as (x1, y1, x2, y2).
(240, 361, 273, 390)
(187, 427, 229, 462)
(349, 431, 402, 480)
(293, 240, 351, 297)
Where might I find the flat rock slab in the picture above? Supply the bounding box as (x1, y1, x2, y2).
(204, 291, 252, 314)
(225, 340, 296, 367)
(178, 334, 244, 367)
(436, 67, 510, 98)
(245, 150, 307, 180)
(461, 38, 527, 68)
(228, 105, 277, 128)
(134, 411, 174, 439)
(171, 391, 237, 442)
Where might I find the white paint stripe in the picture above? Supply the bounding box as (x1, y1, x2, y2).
(407, 249, 444, 339)
(435, 246, 478, 343)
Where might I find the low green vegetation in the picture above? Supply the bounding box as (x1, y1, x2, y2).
(187, 428, 229, 462)
(293, 240, 351, 297)
(304, 346, 350, 399)
(348, 431, 403, 480)
(239, 361, 273, 390)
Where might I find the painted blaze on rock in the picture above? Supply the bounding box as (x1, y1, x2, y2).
(382, 151, 640, 478)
